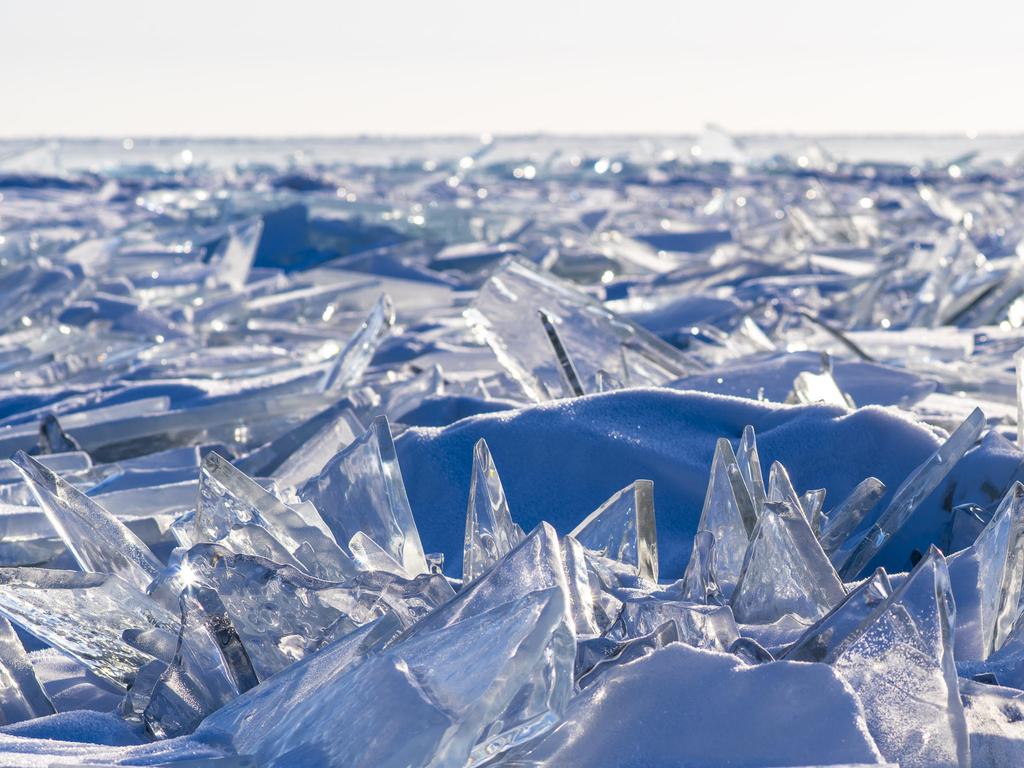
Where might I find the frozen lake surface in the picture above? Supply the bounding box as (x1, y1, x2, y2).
(0, 132, 1023, 765)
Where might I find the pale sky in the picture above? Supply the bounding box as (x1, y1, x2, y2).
(1, 0, 1020, 137)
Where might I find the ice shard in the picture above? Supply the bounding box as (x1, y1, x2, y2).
(0, 615, 54, 724)
(730, 500, 846, 624)
(839, 407, 985, 579)
(677, 530, 722, 605)
(299, 415, 428, 578)
(801, 488, 826, 531)
(465, 259, 694, 400)
(828, 547, 969, 768)
(37, 412, 81, 454)
(320, 293, 395, 392)
(11, 451, 163, 594)
(575, 620, 678, 690)
(783, 568, 892, 663)
(695, 438, 757, 596)
(235, 400, 364, 484)
(0, 568, 179, 688)
(245, 588, 573, 768)
(196, 613, 403, 755)
(570, 479, 658, 582)
(174, 545, 382, 680)
(819, 476, 886, 557)
(767, 460, 806, 523)
(463, 438, 525, 582)
(136, 588, 253, 738)
(195, 451, 353, 581)
(736, 425, 766, 515)
(788, 369, 852, 408)
(211, 218, 262, 293)
(605, 594, 739, 651)
(947, 481, 1024, 660)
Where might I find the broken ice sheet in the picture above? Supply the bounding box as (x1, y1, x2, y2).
(730, 500, 846, 624)
(11, 451, 163, 593)
(783, 567, 892, 663)
(819, 476, 886, 557)
(195, 451, 354, 581)
(136, 587, 255, 739)
(677, 530, 722, 605)
(947, 481, 1024, 660)
(0, 615, 54, 724)
(575, 620, 678, 690)
(0, 568, 179, 688)
(171, 545, 382, 680)
(736, 424, 766, 515)
(694, 437, 756, 597)
(320, 293, 395, 392)
(463, 438, 525, 582)
(767, 460, 807, 523)
(465, 259, 694, 401)
(839, 406, 986, 579)
(208, 218, 262, 293)
(299, 415, 428, 578)
(829, 546, 969, 768)
(570, 479, 658, 582)
(242, 588, 573, 768)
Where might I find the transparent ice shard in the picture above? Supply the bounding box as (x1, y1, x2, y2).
(299, 415, 428, 578)
(176, 545, 381, 681)
(575, 620, 678, 691)
(767, 460, 806, 522)
(249, 588, 573, 768)
(37, 412, 81, 454)
(408, 523, 571, 638)
(463, 438, 525, 582)
(694, 438, 756, 596)
(783, 568, 893, 663)
(138, 588, 253, 738)
(195, 451, 353, 581)
(349, 530, 409, 575)
(11, 451, 162, 593)
(570, 479, 658, 582)
(235, 400, 364, 484)
(537, 309, 585, 397)
(465, 259, 694, 401)
(605, 594, 739, 651)
(320, 293, 395, 393)
(840, 407, 985, 579)
(0, 568, 179, 688)
(210, 218, 262, 293)
(560, 535, 604, 638)
(730, 500, 846, 624)
(787, 369, 852, 408)
(801, 488, 826, 531)
(736, 425, 766, 515)
(0, 615, 54, 724)
(820, 477, 886, 557)
(828, 547, 969, 768)
(948, 481, 1024, 660)
(677, 530, 722, 605)
(197, 613, 402, 755)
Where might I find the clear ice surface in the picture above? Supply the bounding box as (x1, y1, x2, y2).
(463, 438, 525, 582)
(570, 479, 658, 582)
(730, 500, 846, 624)
(694, 438, 756, 596)
(299, 415, 428, 578)
(829, 547, 970, 768)
(839, 407, 986, 579)
(11, 451, 163, 593)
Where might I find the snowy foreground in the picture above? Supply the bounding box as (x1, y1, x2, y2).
(1, 135, 1024, 766)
